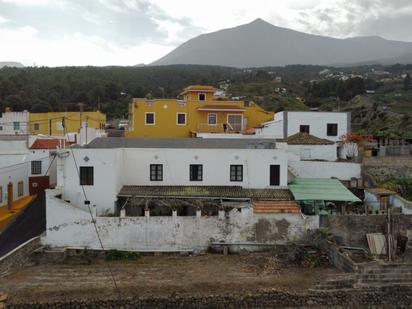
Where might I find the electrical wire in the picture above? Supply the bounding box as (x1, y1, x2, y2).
(62, 118, 121, 298)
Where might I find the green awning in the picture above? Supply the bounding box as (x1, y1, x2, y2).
(289, 178, 361, 202)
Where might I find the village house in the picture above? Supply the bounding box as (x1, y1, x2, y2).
(126, 85, 274, 138)
(0, 108, 106, 136)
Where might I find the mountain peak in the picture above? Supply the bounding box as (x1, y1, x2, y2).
(248, 18, 272, 27)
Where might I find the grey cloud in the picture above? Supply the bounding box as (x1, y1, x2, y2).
(0, 0, 202, 46)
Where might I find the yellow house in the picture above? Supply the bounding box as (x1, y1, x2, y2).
(126, 85, 274, 138)
(29, 111, 106, 135)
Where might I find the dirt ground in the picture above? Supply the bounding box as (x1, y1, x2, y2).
(0, 252, 339, 304)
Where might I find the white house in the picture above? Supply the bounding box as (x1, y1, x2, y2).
(0, 136, 30, 207)
(0, 110, 29, 135)
(255, 111, 351, 142)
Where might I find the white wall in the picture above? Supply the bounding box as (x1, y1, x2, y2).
(59, 147, 289, 215)
(256, 111, 349, 142)
(0, 111, 29, 135)
(0, 162, 29, 207)
(289, 160, 361, 180)
(44, 189, 319, 251)
(288, 144, 338, 161)
(28, 149, 57, 186)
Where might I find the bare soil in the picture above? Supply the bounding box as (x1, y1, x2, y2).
(0, 252, 339, 304)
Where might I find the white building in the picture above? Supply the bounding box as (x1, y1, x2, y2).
(44, 137, 323, 251)
(0, 136, 30, 207)
(255, 111, 351, 142)
(0, 110, 29, 135)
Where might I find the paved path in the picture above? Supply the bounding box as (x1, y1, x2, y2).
(0, 193, 45, 257)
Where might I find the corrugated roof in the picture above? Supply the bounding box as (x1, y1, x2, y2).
(81, 137, 277, 149)
(285, 133, 334, 145)
(289, 178, 361, 202)
(118, 186, 293, 200)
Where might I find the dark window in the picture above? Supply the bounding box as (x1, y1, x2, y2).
(31, 161, 42, 175)
(327, 123, 338, 136)
(190, 164, 203, 181)
(18, 181, 24, 196)
(33, 123, 40, 131)
(177, 113, 186, 125)
(199, 93, 206, 101)
(270, 165, 280, 186)
(230, 165, 243, 182)
(150, 164, 163, 181)
(80, 166, 94, 185)
(208, 113, 217, 125)
(300, 125, 310, 133)
(145, 113, 155, 124)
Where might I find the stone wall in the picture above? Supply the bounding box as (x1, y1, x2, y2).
(363, 156, 412, 182)
(5, 286, 412, 308)
(0, 237, 40, 278)
(319, 215, 412, 248)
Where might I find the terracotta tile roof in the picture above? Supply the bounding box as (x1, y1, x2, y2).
(181, 85, 216, 95)
(253, 200, 301, 214)
(285, 133, 334, 145)
(30, 139, 72, 149)
(118, 186, 293, 200)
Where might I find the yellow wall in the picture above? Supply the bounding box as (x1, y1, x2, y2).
(29, 111, 106, 135)
(126, 96, 273, 138)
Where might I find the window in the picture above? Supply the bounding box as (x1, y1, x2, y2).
(13, 122, 20, 131)
(80, 166, 94, 185)
(227, 114, 243, 131)
(176, 113, 187, 125)
(208, 113, 217, 125)
(327, 123, 338, 136)
(145, 112, 155, 125)
(56, 121, 64, 130)
(198, 93, 206, 101)
(33, 123, 40, 131)
(300, 125, 310, 134)
(230, 165, 243, 182)
(31, 161, 42, 175)
(269, 165, 280, 186)
(190, 164, 203, 181)
(17, 181, 24, 197)
(0, 186, 2, 203)
(150, 164, 163, 181)
(0, 126, 3, 131)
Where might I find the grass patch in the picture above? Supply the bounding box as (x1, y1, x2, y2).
(105, 249, 141, 261)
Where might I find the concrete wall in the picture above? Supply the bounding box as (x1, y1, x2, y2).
(0, 162, 29, 207)
(0, 112, 29, 135)
(319, 214, 412, 248)
(364, 190, 412, 215)
(60, 147, 289, 214)
(29, 150, 57, 186)
(289, 160, 361, 180)
(255, 111, 349, 142)
(288, 144, 338, 161)
(44, 189, 319, 251)
(363, 156, 412, 182)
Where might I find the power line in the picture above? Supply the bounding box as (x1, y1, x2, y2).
(62, 118, 121, 297)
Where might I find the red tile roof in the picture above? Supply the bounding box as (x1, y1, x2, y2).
(253, 200, 301, 214)
(30, 139, 73, 149)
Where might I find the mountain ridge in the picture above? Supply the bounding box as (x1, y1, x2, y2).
(151, 19, 412, 68)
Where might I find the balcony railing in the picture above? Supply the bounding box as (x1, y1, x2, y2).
(196, 123, 242, 133)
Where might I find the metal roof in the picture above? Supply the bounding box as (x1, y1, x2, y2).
(289, 178, 361, 202)
(82, 137, 277, 149)
(118, 185, 293, 200)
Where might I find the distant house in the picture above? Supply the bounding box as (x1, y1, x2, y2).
(126, 85, 274, 138)
(0, 109, 29, 135)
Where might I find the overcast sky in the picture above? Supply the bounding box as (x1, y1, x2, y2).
(1, 0, 412, 66)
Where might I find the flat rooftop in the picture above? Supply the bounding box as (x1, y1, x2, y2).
(82, 137, 277, 149)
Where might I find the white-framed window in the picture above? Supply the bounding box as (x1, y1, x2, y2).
(176, 112, 187, 125)
(198, 93, 206, 101)
(145, 112, 155, 125)
(31, 161, 42, 175)
(56, 121, 64, 130)
(208, 113, 217, 125)
(13, 122, 20, 131)
(33, 123, 40, 131)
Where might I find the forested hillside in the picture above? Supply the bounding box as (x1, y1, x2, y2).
(1, 64, 411, 138)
